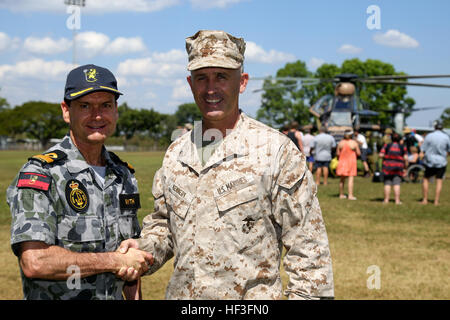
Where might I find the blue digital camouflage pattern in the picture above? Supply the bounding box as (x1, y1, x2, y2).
(6, 134, 141, 300)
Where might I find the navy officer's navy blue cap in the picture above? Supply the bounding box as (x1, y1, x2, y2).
(64, 64, 122, 101)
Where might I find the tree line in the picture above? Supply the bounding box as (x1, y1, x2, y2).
(0, 97, 202, 149)
(1, 58, 448, 150)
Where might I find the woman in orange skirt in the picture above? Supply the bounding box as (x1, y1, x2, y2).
(336, 130, 361, 200)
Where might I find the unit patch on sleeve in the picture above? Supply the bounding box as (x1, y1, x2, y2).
(65, 179, 89, 213)
(17, 172, 51, 191)
(119, 194, 141, 210)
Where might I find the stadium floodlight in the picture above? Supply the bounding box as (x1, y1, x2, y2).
(64, 0, 86, 65)
(64, 0, 86, 6)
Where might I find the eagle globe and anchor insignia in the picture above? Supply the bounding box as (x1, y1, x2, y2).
(65, 179, 89, 213)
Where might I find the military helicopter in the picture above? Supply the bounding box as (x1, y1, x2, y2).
(253, 73, 450, 142)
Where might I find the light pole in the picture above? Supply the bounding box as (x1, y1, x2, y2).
(64, 0, 86, 66)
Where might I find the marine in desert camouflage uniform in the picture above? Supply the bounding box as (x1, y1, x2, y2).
(6, 64, 152, 300)
(119, 30, 334, 299)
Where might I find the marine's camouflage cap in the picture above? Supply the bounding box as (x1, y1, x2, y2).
(185, 30, 246, 71)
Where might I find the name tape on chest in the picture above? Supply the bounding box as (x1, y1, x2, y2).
(119, 193, 141, 210)
(17, 172, 51, 191)
(216, 175, 254, 196)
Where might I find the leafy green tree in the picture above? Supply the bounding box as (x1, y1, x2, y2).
(175, 103, 202, 125)
(158, 113, 178, 146)
(10, 101, 67, 147)
(256, 58, 416, 128)
(308, 63, 341, 104)
(439, 107, 450, 128)
(340, 59, 415, 125)
(116, 103, 145, 139)
(0, 93, 11, 136)
(116, 103, 165, 140)
(257, 60, 313, 127)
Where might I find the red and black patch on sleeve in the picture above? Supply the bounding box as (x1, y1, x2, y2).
(17, 172, 51, 191)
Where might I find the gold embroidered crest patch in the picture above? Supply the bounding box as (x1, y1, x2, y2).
(65, 179, 89, 213)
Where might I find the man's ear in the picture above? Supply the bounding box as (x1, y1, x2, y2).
(61, 101, 71, 124)
(239, 73, 249, 94)
(187, 75, 193, 91)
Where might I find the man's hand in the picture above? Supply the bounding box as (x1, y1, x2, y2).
(116, 239, 152, 282)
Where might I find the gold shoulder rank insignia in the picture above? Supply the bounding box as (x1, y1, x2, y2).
(29, 150, 67, 166)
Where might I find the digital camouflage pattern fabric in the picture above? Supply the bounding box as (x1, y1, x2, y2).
(6, 134, 141, 300)
(138, 113, 334, 299)
(185, 30, 246, 71)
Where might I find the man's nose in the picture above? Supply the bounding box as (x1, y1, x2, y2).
(205, 79, 217, 94)
(90, 106, 102, 120)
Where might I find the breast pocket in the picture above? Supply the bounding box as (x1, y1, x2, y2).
(165, 182, 194, 232)
(214, 181, 264, 253)
(57, 215, 105, 252)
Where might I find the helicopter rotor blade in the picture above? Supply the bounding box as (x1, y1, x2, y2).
(360, 80, 450, 88)
(410, 106, 445, 111)
(379, 106, 444, 114)
(252, 83, 299, 93)
(250, 76, 319, 82)
(361, 74, 450, 80)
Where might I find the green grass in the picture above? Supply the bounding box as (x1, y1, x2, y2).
(0, 150, 449, 299)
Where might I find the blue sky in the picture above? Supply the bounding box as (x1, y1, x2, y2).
(0, 0, 449, 127)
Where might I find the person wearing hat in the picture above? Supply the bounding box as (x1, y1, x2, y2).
(6, 64, 153, 300)
(382, 127, 393, 145)
(118, 30, 334, 300)
(420, 122, 450, 205)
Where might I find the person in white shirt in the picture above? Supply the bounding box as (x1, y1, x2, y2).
(354, 128, 370, 177)
(302, 128, 315, 172)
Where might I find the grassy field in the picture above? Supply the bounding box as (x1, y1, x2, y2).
(0, 150, 449, 300)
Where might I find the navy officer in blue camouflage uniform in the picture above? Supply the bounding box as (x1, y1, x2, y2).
(6, 64, 153, 300)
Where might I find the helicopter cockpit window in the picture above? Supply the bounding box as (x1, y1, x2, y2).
(329, 111, 352, 126)
(312, 94, 333, 115)
(334, 95, 353, 111)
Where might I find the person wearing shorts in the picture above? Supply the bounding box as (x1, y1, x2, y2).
(420, 122, 450, 205)
(379, 133, 408, 205)
(311, 127, 336, 186)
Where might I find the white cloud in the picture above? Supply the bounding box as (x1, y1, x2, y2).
(0, 58, 75, 80)
(23, 36, 71, 55)
(245, 41, 296, 64)
(19, 32, 148, 57)
(151, 49, 186, 63)
(75, 31, 110, 58)
(373, 29, 419, 48)
(86, 0, 180, 13)
(0, 0, 180, 13)
(104, 37, 146, 55)
(0, 32, 12, 52)
(190, 0, 247, 9)
(171, 79, 192, 100)
(308, 57, 325, 70)
(117, 56, 186, 78)
(337, 44, 363, 55)
(0, 32, 20, 52)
